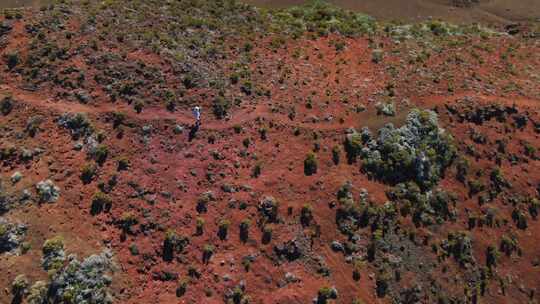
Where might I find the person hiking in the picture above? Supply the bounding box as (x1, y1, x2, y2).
(192, 105, 201, 127)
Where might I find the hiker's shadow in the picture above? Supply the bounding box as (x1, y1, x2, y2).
(188, 124, 199, 142)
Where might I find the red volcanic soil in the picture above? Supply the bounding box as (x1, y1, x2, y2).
(0, 3, 540, 304)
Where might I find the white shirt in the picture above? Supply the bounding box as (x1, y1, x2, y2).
(193, 106, 201, 120)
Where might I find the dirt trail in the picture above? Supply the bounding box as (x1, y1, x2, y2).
(0, 85, 355, 131)
(4, 84, 539, 134)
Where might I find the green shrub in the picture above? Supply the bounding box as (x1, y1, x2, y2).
(196, 217, 205, 235)
(486, 245, 499, 269)
(304, 152, 318, 176)
(90, 191, 112, 215)
(317, 286, 338, 303)
(134, 100, 144, 113)
(262, 225, 272, 244)
(375, 270, 391, 298)
(218, 219, 231, 240)
(6, 52, 19, 70)
(176, 279, 188, 297)
(202, 244, 214, 264)
(213, 96, 230, 119)
(300, 204, 313, 226)
(0, 96, 13, 115)
(332, 146, 341, 165)
(499, 234, 519, 256)
(12, 274, 28, 303)
(163, 230, 189, 262)
(94, 145, 109, 165)
(117, 157, 130, 171)
(42, 236, 64, 256)
(344, 132, 362, 163)
(239, 219, 250, 242)
(252, 162, 262, 178)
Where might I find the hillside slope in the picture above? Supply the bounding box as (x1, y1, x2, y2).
(0, 1, 539, 304)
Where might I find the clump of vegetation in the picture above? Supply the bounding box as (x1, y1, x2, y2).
(176, 279, 189, 298)
(93, 145, 109, 165)
(240, 219, 250, 242)
(42, 236, 65, 272)
(300, 204, 313, 227)
(0, 219, 27, 254)
(218, 219, 231, 240)
(304, 152, 318, 175)
(499, 234, 519, 256)
(344, 130, 364, 163)
(213, 96, 230, 119)
(196, 217, 205, 236)
(252, 162, 262, 178)
(43, 251, 113, 304)
(81, 163, 97, 184)
(196, 192, 215, 213)
(375, 269, 391, 298)
(90, 191, 112, 215)
(36, 180, 60, 203)
(0, 96, 14, 115)
(275, 1, 375, 37)
(259, 196, 280, 224)
(359, 109, 456, 189)
(332, 146, 341, 165)
(5, 52, 19, 70)
(386, 182, 457, 226)
(117, 157, 130, 171)
(163, 230, 189, 262)
(57, 113, 94, 140)
(11, 274, 28, 304)
(439, 231, 475, 266)
(202, 244, 214, 264)
(486, 245, 499, 269)
(317, 286, 338, 303)
(262, 225, 273, 244)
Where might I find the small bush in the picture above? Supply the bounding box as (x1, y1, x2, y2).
(251, 162, 262, 178)
(486, 245, 499, 269)
(42, 237, 64, 256)
(117, 157, 130, 171)
(196, 217, 205, 235)
(317, 286, 338, 303)
(176, 279, 188, 297)
(332, 146, 341, 165)
(90, 191, 112, 215)
(262, 225, 272, 244)
(0, 96, 13, 115)
(202, 244, 214, 264)
(134, 100, 144, 113)
(163, 230, 189, 262)
(304, 152, 318, 176)
(213, 96, 230, 119)
(81, 163, 97, 184)
(6, 52, 19, 70)
(11, 274, 28, 303)
(218, 219, 231, 240)
(300, 204, 313, 227)
(94, 145, 109, 165)
(240, 219, 250, 242)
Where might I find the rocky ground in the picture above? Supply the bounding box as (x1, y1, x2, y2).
(0, 1, 539, 304)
